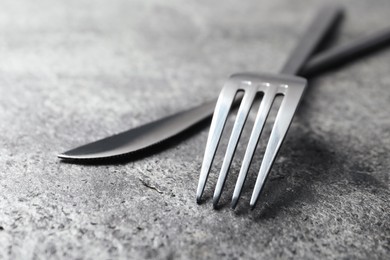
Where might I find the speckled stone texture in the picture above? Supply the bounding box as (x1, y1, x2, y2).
(0, 0, 389, 259)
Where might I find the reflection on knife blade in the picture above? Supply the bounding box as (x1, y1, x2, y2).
(58, 28, 390, 160)
(59, 100, 216, 160)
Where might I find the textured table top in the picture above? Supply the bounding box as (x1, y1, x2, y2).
(0, 0, 389, 259)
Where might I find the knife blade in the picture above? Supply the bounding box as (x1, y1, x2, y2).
(59, 100, 216, 160)
(58, 27, 390, 160)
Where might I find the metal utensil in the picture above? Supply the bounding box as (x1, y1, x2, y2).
(196, 5, 342, 209)
(58, 20, 390, 161)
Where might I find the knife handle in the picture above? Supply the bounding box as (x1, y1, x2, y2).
(301, 26, 390, 76)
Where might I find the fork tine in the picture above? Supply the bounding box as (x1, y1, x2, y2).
(231, 86, 278, 209)
(249, 84, 305, 209)
(212, 87, 258, 208)
(196, 83, 238, 203)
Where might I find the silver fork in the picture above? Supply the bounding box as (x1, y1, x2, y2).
(196, 5, 344, 209)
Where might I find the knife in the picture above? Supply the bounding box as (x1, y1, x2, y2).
(58, 27, 390, 160)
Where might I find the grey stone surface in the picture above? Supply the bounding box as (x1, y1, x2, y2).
(0, 0, 389, 259)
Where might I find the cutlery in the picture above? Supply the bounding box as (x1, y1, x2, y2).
(197, 5, 342, 209)
(58, 19, 390, 161)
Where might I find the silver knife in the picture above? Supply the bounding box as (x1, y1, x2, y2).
(58, 28, 390, 160)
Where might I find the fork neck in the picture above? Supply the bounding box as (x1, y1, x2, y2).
(280, 5, 343, 75)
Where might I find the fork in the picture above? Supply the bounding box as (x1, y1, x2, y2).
(196, 5, 344, 209)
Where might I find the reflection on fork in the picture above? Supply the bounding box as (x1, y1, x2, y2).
(196, 5, 344, 209)
(196, 73, 306, 209)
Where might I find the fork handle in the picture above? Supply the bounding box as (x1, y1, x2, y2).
(280, 5, 344, 75)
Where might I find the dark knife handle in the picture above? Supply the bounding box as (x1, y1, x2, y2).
(301, 27, 390, 76)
